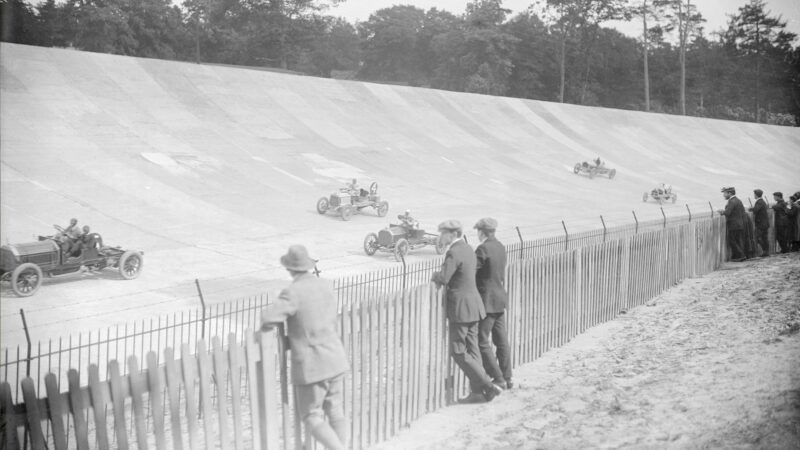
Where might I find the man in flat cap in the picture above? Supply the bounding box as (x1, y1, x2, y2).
(432, 220, 502, 403)
(262, 245, 348, 450)
(718, 187, 747, 261)
(771, 192, 791, 253)
(474, 218, 512, 390)
(749, 189, 770, 257)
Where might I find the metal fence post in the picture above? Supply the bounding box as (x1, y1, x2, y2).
(686, 204, 692, 222)
(661, 207, 666, 228)
(195, 279, 206, 340)
(20, 308, 32, 377)
(515, 226, 524, 260)
(600, 215, 607, 243)
(561, 220, 569, 251)
(632, 210, 639, 234)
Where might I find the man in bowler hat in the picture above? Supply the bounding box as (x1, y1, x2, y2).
(432, 220, 503, 403)
(261, 245, 348, 450)
(749, 189, 770, 257)
(718, 187, 747, 261)
(474, 217, 513, 389)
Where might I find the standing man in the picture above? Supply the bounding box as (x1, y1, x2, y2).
(261, 245, 348, 450)
(750, 189, 770, 257)
(772, 192, 791, 253)
(432, 220, 503, 404)
(474, 218, 512, 390)
(718, 187, 747, 261)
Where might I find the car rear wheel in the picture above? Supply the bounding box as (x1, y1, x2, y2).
(608, 169, 616, 179)
(316, 197, 329, 214)
(119, 250, 143, 280)
(11, 263, 43, 297)
(369, 182, 379, 195)
(394, 238, 409, 261)
(376, 201, 389, 217)
(364, 233, 379, 256)
(340, 205, 354, 221)
(573, 164, 581, 174)
(642, 192, 649, 202)
(672, 194, 677, 204)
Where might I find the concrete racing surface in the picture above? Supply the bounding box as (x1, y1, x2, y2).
(1, 42, 799, 349)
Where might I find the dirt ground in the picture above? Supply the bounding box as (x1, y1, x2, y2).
(373, 253, 800, 450)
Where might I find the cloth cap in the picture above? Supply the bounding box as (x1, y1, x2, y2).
(773, 191, 783, 198)
(279, 245, 315, 271)
(438, 220, 462, 233)
(753, 189, 763, 197)
(474, 217, 498, 231)
(721, 186, 735, 194)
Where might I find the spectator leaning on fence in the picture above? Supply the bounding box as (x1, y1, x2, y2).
(474, 217, 513, 390)
(432, 220, 503, 404)
(749, 189, 770, 257)
(718, 187, 748, 262)
(261, 245, 349, 450)
(771, 192, 792, 254)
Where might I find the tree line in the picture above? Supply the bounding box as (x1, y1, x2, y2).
(1, 0, 798, 125)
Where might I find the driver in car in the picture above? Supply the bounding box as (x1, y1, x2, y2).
(398, 210, 419, 231)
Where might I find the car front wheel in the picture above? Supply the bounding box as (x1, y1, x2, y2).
(11, 263, 43, 297)
(119, 251, 144, 280)
(316, 197, 329, 214)
(364, 233, 379, 256)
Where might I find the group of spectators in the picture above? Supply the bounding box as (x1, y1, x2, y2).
(260, 217, 513, 449)
(718, 187, 800, 261)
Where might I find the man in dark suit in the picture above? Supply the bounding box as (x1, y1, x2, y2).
(262, 245, 348, 450)
(432, 220, 502, 404)
(749, 189, 770, 257)
(474, 217, 513, 390)
(772, 192, 792, 253)
(718, 187, 747, 261)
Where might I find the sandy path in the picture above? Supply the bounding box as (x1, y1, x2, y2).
(373, 253, 800, 449)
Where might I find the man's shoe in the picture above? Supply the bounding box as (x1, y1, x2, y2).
(457, 392, 486, 404)
(492, 379, 507, 390)
(505, 379, 514, 389)
(483, 383, 502, 402)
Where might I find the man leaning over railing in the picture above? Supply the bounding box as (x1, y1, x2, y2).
(261, 245, 349, 450)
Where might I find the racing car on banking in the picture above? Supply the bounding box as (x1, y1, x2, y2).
(316, 182, 389, 221)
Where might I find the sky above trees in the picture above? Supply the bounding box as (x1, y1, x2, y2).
(330, 0, 800, 36)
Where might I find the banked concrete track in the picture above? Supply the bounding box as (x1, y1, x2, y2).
(1, 43, 798, 348)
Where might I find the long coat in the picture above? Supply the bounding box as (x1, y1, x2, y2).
(432, 239, 486, 323)
(262, 273, 348, 385)
(722, 196, 747, 230)
(752, 198, 769, 230)
(475, 237, 508, 313)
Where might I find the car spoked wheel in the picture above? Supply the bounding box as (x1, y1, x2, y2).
(316, 197, 329, 214)
(376, 201, 389, 217)
(608, 169, 616, 179)
(363, 233, 379, 256)
(573, 164, 581, 174)
(11, 263, 43, 297)
(340, 205, 354, 221)
(119, 251, 144, 280)
(394, 238, 409, 262)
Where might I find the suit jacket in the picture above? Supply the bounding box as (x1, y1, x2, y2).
(262, 273, 348, 385)
(752, 198, 769, 230)
(722, 196, 747, 231)
(475, 237, 508, 313)
(772, 200, 790, 227)
(432, 239, 486, 323)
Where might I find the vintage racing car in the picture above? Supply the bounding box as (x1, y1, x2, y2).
(0, 225, 144, 297)
(316, 182, 389, 221)
(643, 188, 677, 204)
(363, 223, 445, 261)
(573, 161, 616, 179)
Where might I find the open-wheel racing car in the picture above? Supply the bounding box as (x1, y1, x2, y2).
(643, 187, 677, 204)
(0, 225, 144, 297)
(363, 224, 445, 261)
(573, 161, 616, 179)
(316, 182, 389, 221)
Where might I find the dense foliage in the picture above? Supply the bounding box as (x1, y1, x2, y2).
(1, 0, 798, 125)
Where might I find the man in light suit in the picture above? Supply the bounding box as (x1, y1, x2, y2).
(432, 220, 502, 404)
(749, 189, 770, 257)
(262, 245, 348, 450)
(474, 218, 513, 390)
(718, 187, 748, 261)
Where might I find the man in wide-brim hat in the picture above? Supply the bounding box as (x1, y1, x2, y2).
(262, 245, 349, 450)
(432, 220, 502, 403)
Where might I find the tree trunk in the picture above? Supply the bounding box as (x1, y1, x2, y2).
(679, 0, 686, 115)
(559, 30, 566, 103)
(754, 16, 761, 122)
(643, 0, 650, 111)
